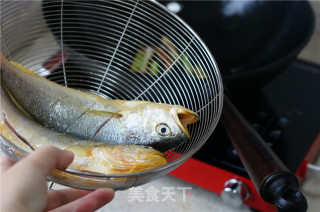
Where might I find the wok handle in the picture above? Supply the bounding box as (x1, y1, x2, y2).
(221, 96, 307, 212)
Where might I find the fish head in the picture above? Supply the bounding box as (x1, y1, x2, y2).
(122, 103, 199, 152)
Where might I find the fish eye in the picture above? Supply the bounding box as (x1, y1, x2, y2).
(156, 123, 171, 136)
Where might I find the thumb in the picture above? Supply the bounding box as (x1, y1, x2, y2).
(15, 145, 74, 176)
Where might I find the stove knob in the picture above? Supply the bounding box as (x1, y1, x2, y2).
(221, 179, 250, 208)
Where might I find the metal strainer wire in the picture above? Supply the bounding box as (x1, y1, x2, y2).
(0, 0, 223, 190)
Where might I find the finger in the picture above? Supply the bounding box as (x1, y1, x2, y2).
(50, 188, 115, 212)
(44, 188, 92, 211)
(13, 146, 74, 176)
(0, 155, 16, 172)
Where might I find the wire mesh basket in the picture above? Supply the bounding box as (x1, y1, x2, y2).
(0, 0, 223, 190)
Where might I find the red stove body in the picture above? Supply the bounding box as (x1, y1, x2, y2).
(169, 60, 320, 211)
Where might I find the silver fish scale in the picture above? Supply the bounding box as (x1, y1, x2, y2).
(2, 63, 121, 139)
(44, 95, 95, 131)
(66, 112, 116, 141)
(93, 117, 134, 145)
(1, 87, 95, 150)
(2, 70, 65, 121)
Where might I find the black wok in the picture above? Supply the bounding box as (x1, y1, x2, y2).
(161, 0, 315, 91)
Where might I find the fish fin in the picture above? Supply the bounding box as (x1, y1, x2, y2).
(10, 61, 42, 78)
(85, 110, 122, 118)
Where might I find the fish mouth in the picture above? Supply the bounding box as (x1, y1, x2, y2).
(171, 107, 199, 138)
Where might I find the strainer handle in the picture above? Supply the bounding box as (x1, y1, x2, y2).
(221, 96, 308, 212)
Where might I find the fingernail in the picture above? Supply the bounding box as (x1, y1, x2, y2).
(64, 150, 74, 158)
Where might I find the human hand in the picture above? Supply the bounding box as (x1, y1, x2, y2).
(0, 146, 115, 212)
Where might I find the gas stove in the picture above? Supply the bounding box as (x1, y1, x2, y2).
(169, 59, 320, 211)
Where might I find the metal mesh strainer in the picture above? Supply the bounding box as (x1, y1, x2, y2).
(0, 0, 223, 190)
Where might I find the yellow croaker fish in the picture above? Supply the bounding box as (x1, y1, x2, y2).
(0, 87, 167, 174)
(0, 53, 199, 151)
